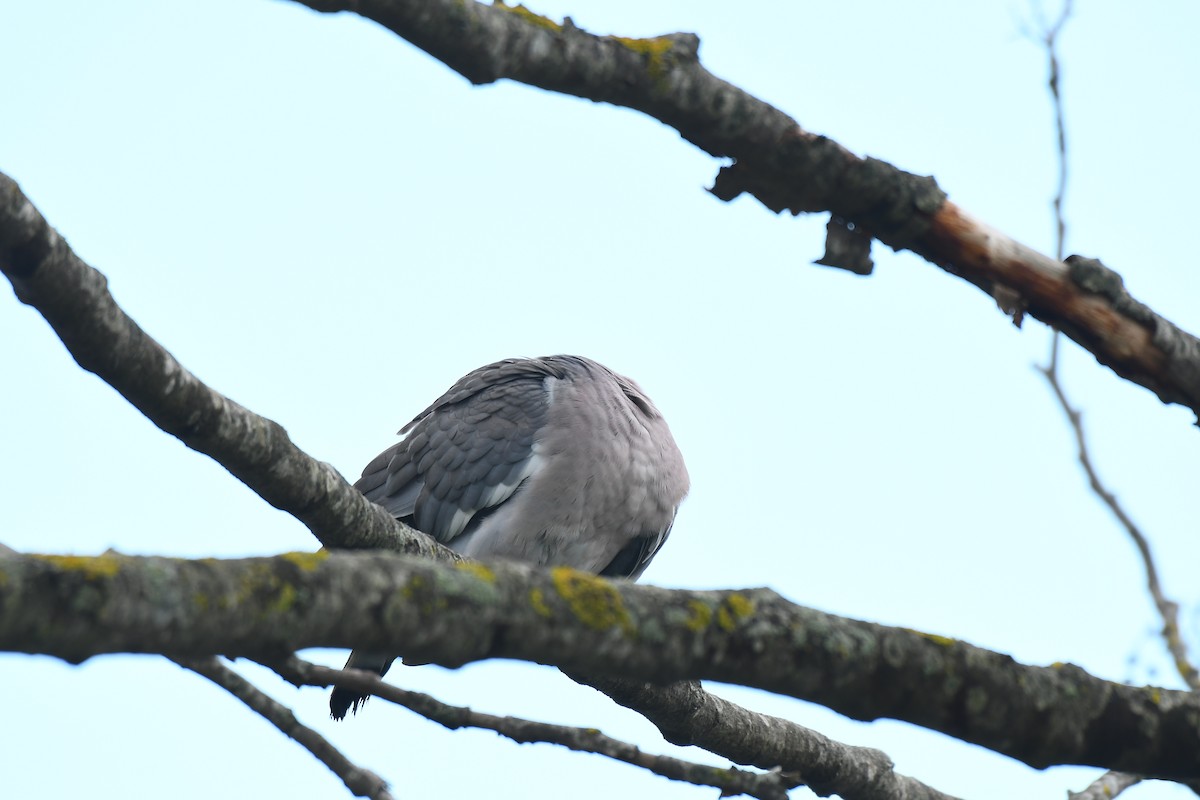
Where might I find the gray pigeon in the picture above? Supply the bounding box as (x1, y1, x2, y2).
(331, 355, 689, 719)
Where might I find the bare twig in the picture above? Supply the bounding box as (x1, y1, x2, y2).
(1041, 0, 1072, 264)
(1034, 0, 1069, 367)
(569, 674, 964, 800)
(1039, 365, 1200, 692)
(1032, 5, 1196, 796)
(273, 658, 796, 800)
(1042, 0, 1071, 365)
(1030, 0, 1199, 696)
(173, 657, 393, 800)
(277, 654, 961, 800)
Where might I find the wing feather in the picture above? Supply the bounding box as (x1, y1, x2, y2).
(354, 359, 566, 544)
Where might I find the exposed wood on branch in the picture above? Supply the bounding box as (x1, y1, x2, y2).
(293, 0, 1200, 418)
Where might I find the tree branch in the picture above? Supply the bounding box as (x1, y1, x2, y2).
(1040, 361, 1200, 692)
(1066, 770, 1143, 800)
(4, 6, 1198, 795)
(1039, 0, 1072, 265)
(1030, 0, 1199, 694)
(0, 171, 454, 562)
(1026, 8, 1200, 798)
(288, 0, 1200, 418)
(274, 658, 797, 800)
(4, 549, 1199, 781)
(174, 656, 393, 800)
(568, 674, 961, 800)
(0, 168, 953, 796)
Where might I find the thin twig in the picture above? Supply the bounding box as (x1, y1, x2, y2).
(1031, 0, 1199, 697)
(1038, 367, 1200, 692)
(567, 673, 965, 800)
(271, 658, 797, 800)
(174, 657, 394, 800)
(1042, 0, 1072, 264)
(1031, 5, 1192, 796)
(1042, 0, 1071, 368)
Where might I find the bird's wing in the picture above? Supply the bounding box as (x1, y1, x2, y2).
(355, 359, 565, 544)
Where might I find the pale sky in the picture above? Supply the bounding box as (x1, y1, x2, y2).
(3, 2, 1198, 799)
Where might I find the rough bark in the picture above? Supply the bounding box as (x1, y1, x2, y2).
(0, 170, 955, 799)
(279, 658, 800, 800)
(291, 0, 1200, 418)
(0, 172, 456, 562)
(3, 549, 1198, 781)
(570, 675, 960, 800)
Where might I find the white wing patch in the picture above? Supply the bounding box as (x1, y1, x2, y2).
(444, 507, 477, 542)
(480, 453, 543, 509)
(444, 452, 545, 541)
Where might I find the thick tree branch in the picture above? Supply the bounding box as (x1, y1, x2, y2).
(0, 169, 950, 795)
(0, 171, 455, 562)
(175, 656, 393, 800)
(4, 7, 1197, 794)
(274, 658, 797, 800)
(4, 549, 1199, 781)
(291, 0, 1200, 417)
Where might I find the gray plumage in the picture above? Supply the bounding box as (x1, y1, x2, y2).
(331, 355, 689, 719)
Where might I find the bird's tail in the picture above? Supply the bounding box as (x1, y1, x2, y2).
(330, 650, 396, 720)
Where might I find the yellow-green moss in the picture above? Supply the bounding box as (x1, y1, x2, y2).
(402, 574, 426, 600)
(707, 766, 745, 782)
(396, 573, 449, 617)
(716, 593, 754, 631)
(529, 587, 553, 618)
(551, 567, 633, 634)
(280, 550, 328, 571)
(231, 563, 300, 616)
(41, 554, 121, 580)
(610, 35, 674, 76)
(269, 582, 298, 614)
(908, 629, 957, 647)
(455, 561, 497, 583)
(685, 599, 712, 632)
(493, 0, 561, 32)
